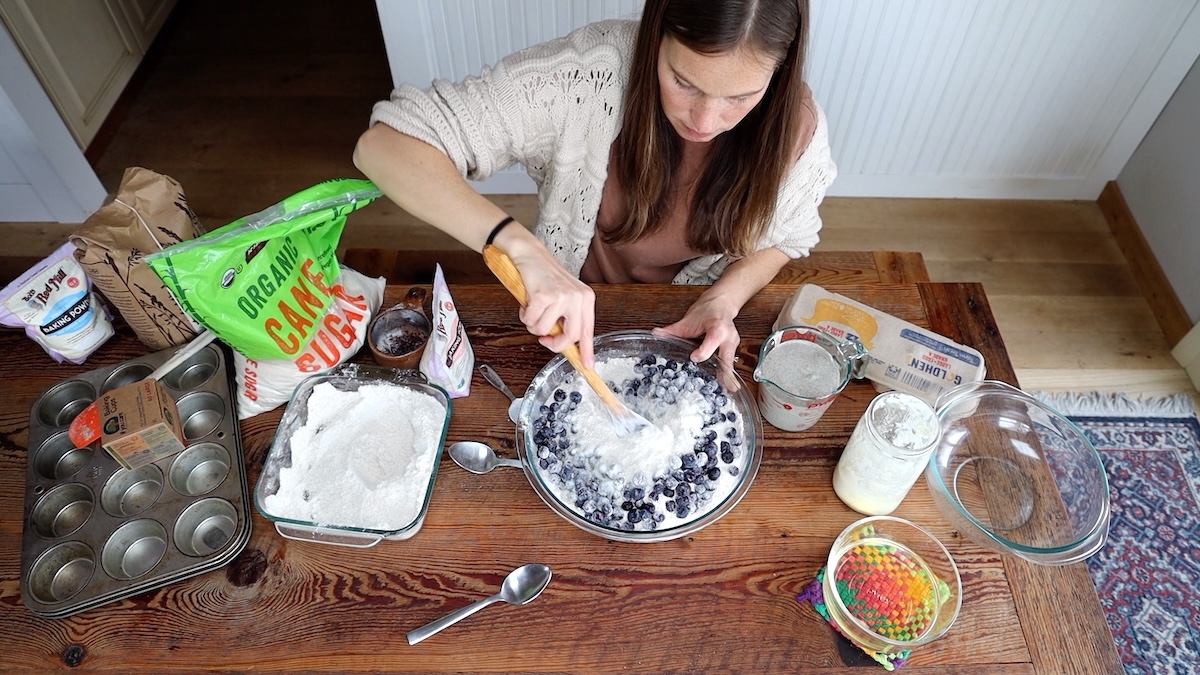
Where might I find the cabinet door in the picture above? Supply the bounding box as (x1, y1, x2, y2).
(0, 0, 173, 149)
(117, 0, 175, 53)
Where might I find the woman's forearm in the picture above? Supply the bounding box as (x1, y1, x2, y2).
(352, 123, 536, 255)
(699, 248, 790, 318)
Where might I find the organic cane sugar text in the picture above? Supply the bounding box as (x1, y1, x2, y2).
(529, 354, 749, 533)
(263, 381, 445, 530)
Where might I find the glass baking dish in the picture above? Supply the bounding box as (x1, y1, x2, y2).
(254, 363, 451, 547)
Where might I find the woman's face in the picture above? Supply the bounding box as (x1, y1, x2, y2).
(657, 36, 777, 143)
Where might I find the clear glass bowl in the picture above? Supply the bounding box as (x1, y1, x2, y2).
(925, 380, 1110, 565)
(254, 363, 451, 547)
(514, 330, 763, 543)
(824, 516, 962, 654)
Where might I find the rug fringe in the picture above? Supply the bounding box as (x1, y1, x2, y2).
(1033, 391, 1198, 418)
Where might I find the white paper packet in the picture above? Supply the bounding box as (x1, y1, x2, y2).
(419, 264, 474, 397)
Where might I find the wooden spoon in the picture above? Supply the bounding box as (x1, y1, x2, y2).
(482, 245, 651, 436)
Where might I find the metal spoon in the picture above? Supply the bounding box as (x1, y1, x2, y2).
(448, 441, 522, 474)
(406, 563, 553, 645)
(478, 364, 523, 423)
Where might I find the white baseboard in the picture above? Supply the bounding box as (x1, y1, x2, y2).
(470, 168, 1104, 200)
(1171, 322, 1200, 391)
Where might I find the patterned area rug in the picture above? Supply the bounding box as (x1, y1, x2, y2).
(1036, 392, 1200, 675)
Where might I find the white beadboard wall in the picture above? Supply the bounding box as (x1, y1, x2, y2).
(376, 0, 1200, 200)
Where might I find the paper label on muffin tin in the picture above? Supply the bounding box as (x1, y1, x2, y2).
(774, 284, 986, 405)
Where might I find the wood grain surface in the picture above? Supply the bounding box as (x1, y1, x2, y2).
(0, 281, 1120, 673)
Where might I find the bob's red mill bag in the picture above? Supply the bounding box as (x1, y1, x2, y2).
(70, 167, 204, 350)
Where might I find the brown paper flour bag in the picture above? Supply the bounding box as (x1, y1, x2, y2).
(70, 167, 205, 350)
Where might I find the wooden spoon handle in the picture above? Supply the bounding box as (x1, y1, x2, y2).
(482, 245, 620, 409)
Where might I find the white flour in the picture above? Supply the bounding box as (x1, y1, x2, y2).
(759, 339, 842, 398)
(263, 381, 445, 530)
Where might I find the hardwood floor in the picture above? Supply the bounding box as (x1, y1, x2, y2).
(4, 0, 1194, 400)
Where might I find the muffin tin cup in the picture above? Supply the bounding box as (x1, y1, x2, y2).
(20, 343, 251, 619)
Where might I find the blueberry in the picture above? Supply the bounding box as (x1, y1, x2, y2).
(558, 438, 570, 450)
(570, 391, 582, 404)
(539, 458, 549, 469)
(666, 500, 676, 511)
(539, 404, 550, 414)
(639, 354, 656, 366)
(706, 467, 721, 481)
(726, 411, 738, 422)
(676, 505, 691, 519)
(729, 466, 740, 477)
(721, 450, 735, 464)
(663, 487, 675, 497)
(554, 389, 567, 402)
(621, 500, 634, 511)
(537, 447, 549, 459)
(561, 466, 574, 481)
(630, 487, 645, 501)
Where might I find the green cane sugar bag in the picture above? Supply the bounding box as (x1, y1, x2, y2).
(145, 179, 382, 360)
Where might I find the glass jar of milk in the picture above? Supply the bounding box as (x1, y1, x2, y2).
(833, 391, 940, 515)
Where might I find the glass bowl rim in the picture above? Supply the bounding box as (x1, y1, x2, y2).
(925, 380, 1111, 561)
(823, 515, 964, 649)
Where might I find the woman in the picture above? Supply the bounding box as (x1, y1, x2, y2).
(354, 0, 835, 389)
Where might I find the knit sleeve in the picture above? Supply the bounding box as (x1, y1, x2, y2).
(673, 101, 837, 285)
(764, 102, 837, 259)
(369, 21, 631, 185)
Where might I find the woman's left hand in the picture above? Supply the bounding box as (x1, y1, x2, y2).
(653, 293, 743, 392)
(652, 248, 792, 392)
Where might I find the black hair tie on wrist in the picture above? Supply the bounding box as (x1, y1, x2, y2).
(485, 216, 515, 247)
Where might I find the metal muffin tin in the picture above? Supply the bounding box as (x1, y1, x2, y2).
(20, 342, 251, 618)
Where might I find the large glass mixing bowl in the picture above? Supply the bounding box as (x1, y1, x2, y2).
(514, 330, 763, 543)
(925, 380, 1110, 565)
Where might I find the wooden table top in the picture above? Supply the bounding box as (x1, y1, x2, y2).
(0, 274, 1121, 673)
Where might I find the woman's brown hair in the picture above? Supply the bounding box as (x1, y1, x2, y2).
(611, 0, 810, 256)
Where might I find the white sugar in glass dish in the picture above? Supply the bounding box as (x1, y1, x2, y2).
(255, 363, 451, 548)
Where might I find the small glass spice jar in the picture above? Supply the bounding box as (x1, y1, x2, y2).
(833, 391, 940, 516)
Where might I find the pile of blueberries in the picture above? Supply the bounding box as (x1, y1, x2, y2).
(529, 354, 747, 532)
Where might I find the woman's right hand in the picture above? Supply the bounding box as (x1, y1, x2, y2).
(353, 125, 596, 367)
(495, 225, 596, 369)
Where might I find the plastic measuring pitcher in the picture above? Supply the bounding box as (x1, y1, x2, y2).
(752, 325, 867, 431)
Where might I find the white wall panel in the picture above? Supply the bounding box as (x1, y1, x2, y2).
(376, 0, 1200, 199)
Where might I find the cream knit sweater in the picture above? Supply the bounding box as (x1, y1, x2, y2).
(370, 20, 837, 284)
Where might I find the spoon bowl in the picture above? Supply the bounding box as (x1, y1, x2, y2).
(449, 441, 522, 475)
(407, 563, 552, 644)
